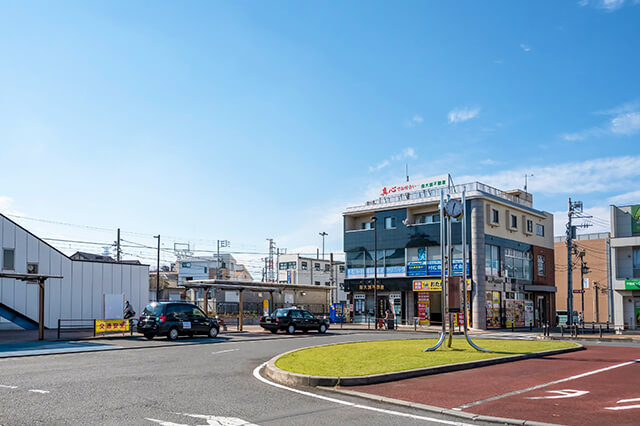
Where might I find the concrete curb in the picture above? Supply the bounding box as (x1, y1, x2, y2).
(539, 335, 637, 343)
(319, 386, 560, 426)
(264, 342, 585, 387)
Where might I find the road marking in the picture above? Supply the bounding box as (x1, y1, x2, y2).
(252, 362, 473, 425)
(211, 349, 238, 355)
(146, 413, 258, 425)
(0, 385, 18, 389)
(526, 389, 589, 399)
(28, 389, 50, 394)
(605, 397, 640, 411)
(455, 358, 640, 410)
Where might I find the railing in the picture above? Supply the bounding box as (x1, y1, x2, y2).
(348, 181, 533, 212)
(57, 319, 95, 339)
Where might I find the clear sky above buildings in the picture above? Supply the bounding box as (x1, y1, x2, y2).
(1, 1, 639, 275)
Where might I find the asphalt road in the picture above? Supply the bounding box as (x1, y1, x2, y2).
(0, 330, 503, 426)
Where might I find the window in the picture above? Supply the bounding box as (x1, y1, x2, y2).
(325, 281, 330, 286)
(203, 267, 207, 273)
(279, 262, 287, 270)
(510, 215, 518, 229)
(526, 220, 533, 234)
(633, 248, 640, 278)
(314, 281, 320, 286)
(415, 214, 440, 224)
(504, 248, 532, 280)
(324, 264, 330, 272)
(2, 249, 15, 270)
(536, 224, 545, 236)
(314, 263, 320, 271)
(537, 255, 545, 276)
(181, 262, 191, 268)
(339, 265, 345, 273)
(485, 245, 500, 277)
(302, 311, 314, 319)
(362, 221, 374, 230)
(384, 217, 396, 229)
(301, 261, 308, 270)
(279, 262, 297, 270)
(492, 209, 499, 224)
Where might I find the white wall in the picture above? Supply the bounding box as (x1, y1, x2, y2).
(1, 214, 149, 328)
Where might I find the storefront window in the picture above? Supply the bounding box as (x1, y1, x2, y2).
(385, 249, 405, 266)
(633, 247, 640, 278)
(346, 251, 365, 268)
(504, 248, 532, 280)
(428, 246, 441, 261)
(407, 247, 426, 262)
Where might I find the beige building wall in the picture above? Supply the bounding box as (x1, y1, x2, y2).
(483, 199, 554, 249)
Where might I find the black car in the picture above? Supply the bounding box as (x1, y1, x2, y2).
(137, 302, 219, 340)
(259, 308, 329, 334)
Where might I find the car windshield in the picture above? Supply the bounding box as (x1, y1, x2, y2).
(143, 303, 164, 317)
(271, 309, 290, 318)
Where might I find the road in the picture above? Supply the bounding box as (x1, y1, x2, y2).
(0, 330, 498, 426)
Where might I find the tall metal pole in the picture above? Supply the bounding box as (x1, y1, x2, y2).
(567, 198, 574, 326)
(319, 232, 328, 259)
(154, 235, 160, 301)
(580, 254, 585, 319)
(424, 191, 446, 351)
(217, 240, 220, 280)
(373, 217, 378, 329)
(330, 252, 335, 304)
(447, 194, 454, 348)
(116, 228, 121, 262)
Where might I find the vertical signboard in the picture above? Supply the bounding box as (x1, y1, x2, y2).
(632, 205, 640, 234)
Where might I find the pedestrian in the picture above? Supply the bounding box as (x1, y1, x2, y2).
(123, 300, 135, 320)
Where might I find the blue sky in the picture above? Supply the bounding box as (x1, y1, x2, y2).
(1, 1, 639, 275)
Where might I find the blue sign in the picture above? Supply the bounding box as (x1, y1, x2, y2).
(407, 260, 470, 277)
(407, 261, 427, 277)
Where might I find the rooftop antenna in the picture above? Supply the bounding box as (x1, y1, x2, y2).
(524, 173, 534, 192)
(406, 164, 409, 182)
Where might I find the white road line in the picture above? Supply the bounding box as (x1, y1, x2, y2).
(252, 362, 472, 425)
(456, 358, 640, 410)
(605, 397, 640, 411)
(28, 389, 50, 394)
(0, 385, 18, 389)
(211, 349, 239, 355)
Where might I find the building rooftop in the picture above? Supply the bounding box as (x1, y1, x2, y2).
(344, 181, 536, 215)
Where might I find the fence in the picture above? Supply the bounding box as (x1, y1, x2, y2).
(57, 318, 134, 339)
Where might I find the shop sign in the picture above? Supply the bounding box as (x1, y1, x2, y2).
(354, 293, 366, 300)
(407, 259, 469, 277)
(389, 293, 402, 299)
(347, 266, 406, 279)
(95, 319, 129, 333)
(625, 279, 640, 290)
(632, 205, 640, 234)
(413, 279, 471, 291)
(379, 174, 450, 197)
(357, 283, 384, 291)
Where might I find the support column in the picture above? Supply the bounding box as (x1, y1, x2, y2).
(38, 279, 45, 341)
(203, 288, 209, 316)
(470, 199, 487, 329)
(238, 289, 244, 332)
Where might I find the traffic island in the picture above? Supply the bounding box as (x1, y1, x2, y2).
(264, 338, 583, 387)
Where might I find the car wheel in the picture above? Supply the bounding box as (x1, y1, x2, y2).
(144, 333, 154, 340)
(208, 326, 219, 338)
(319, 324, 327, 334)
(270, 329, 278, 334)
(286, 324, 295, 334)
(167, 327, 179, 341)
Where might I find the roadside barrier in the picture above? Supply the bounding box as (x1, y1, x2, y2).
(57, 319, 95, 339)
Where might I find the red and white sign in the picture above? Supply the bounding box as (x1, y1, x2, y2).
(379, 174, 450, 197)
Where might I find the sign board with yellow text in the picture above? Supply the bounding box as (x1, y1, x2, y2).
(95, 319, 129, 333)
(413, 279, 471, 292)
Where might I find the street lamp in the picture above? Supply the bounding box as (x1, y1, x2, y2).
(319, 232, 328, 259)
(153, 235, 160, 301)
(371, 217, 378, 329)
(524, 173, 534, 192)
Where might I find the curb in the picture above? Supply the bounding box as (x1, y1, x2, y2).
(318, 386, 560, 426)
(539, 335, 637, 343)
(264, 342, 585, 387)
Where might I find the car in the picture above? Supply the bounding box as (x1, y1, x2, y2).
(259, 307, 329, 334)
(137, 302, 219, 340)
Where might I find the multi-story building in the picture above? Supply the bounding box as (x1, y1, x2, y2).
(610, 203, 640, 330)
(342, 176, 556, 329)
(277, 253, 347, 303)
(554, 233, 610, 324)
(176, 254, 237, 284)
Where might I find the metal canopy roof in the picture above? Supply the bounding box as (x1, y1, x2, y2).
(0, 273, 63, 281)
(181, 279, 334, 291)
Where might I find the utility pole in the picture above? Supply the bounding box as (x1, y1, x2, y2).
(319, 232, 328, 260)
(594, 281, 600, 323)
(216, 240, 230, 280)
(116, 228, 121, 262)
(566, 198, 591, 326)
(154, 235, 160, 301)
(578, 250, 587, 319)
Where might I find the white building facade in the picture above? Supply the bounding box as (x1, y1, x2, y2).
(610, 204, 640, 330)
(277, 253, 347, 303)
(0, 213, 149, 329)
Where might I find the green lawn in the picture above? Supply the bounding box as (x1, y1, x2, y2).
(275, 338, 578, 377)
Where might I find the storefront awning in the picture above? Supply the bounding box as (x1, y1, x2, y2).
(524, 285, 557, 293)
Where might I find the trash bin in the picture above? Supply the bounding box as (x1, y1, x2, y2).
(387, 319, 395, 330)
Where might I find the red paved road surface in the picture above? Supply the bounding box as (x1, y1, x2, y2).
(345, 346, 640, 426)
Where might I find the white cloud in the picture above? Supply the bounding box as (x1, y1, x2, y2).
(458, 155, 640, 196)
(579, 0, 638, 10)
(560, 101, 640, 140)
(608, 190, 640, 205)
(578, 0, 589, 6)
(412, 115, 423, 124)
(610, 112, 640, 134)
(480, 158, 499, 166)
(447, 107, 480, 124)
(404, 114, 424, 128)
(520, 43, 532, 52)
(368, 160, 390, 172)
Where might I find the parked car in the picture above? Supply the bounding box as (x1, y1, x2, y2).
(137, 302, 219, 340)
(259, 308, 329, 334)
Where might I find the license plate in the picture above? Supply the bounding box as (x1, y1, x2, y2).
(183, 321, 191, 330)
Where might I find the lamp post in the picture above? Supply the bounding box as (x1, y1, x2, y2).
(372, 216, 378, 329)
(319, 232, 328, 260)
(153, 235, 160, 301)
